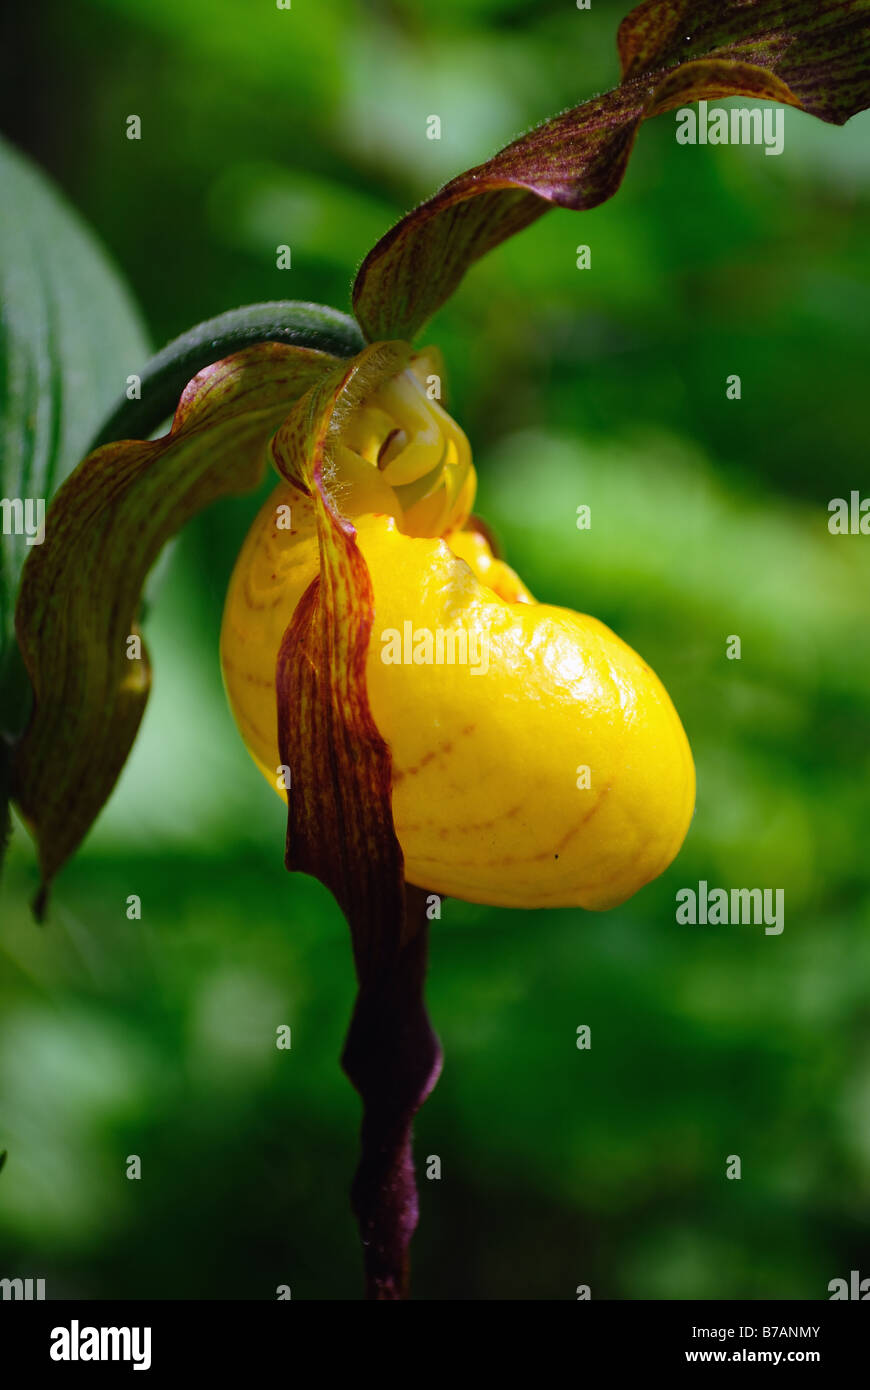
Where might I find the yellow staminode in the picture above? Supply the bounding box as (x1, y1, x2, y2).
(221, 357, 695, 910)
(329, 350, 476, 539)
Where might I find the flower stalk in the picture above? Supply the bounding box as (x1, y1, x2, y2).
(341, 883, 441, 1300)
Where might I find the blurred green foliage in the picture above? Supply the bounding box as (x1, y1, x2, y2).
(1, 0, 869, 1299)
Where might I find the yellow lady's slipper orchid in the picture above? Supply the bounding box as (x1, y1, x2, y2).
(221, 353, 695, 910)
(13, 0, 857, 1301)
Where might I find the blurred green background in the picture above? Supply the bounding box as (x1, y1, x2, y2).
(2, 0, 870, 1300)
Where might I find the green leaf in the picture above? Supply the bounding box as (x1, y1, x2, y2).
(353, 0, 870, 342)
(0, 136, 149, 741)
(12, 343, 340, 913)
(89, 302, 366, 451)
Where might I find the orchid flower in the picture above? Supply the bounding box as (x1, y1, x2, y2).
(7, 0, 868, 1299)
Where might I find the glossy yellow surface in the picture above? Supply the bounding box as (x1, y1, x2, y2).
(221, 489, 695, 911)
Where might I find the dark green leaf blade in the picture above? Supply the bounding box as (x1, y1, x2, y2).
(89, 301, 366, 451)
(0, 135, 149, 738)
(352, 0, 870, 342)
